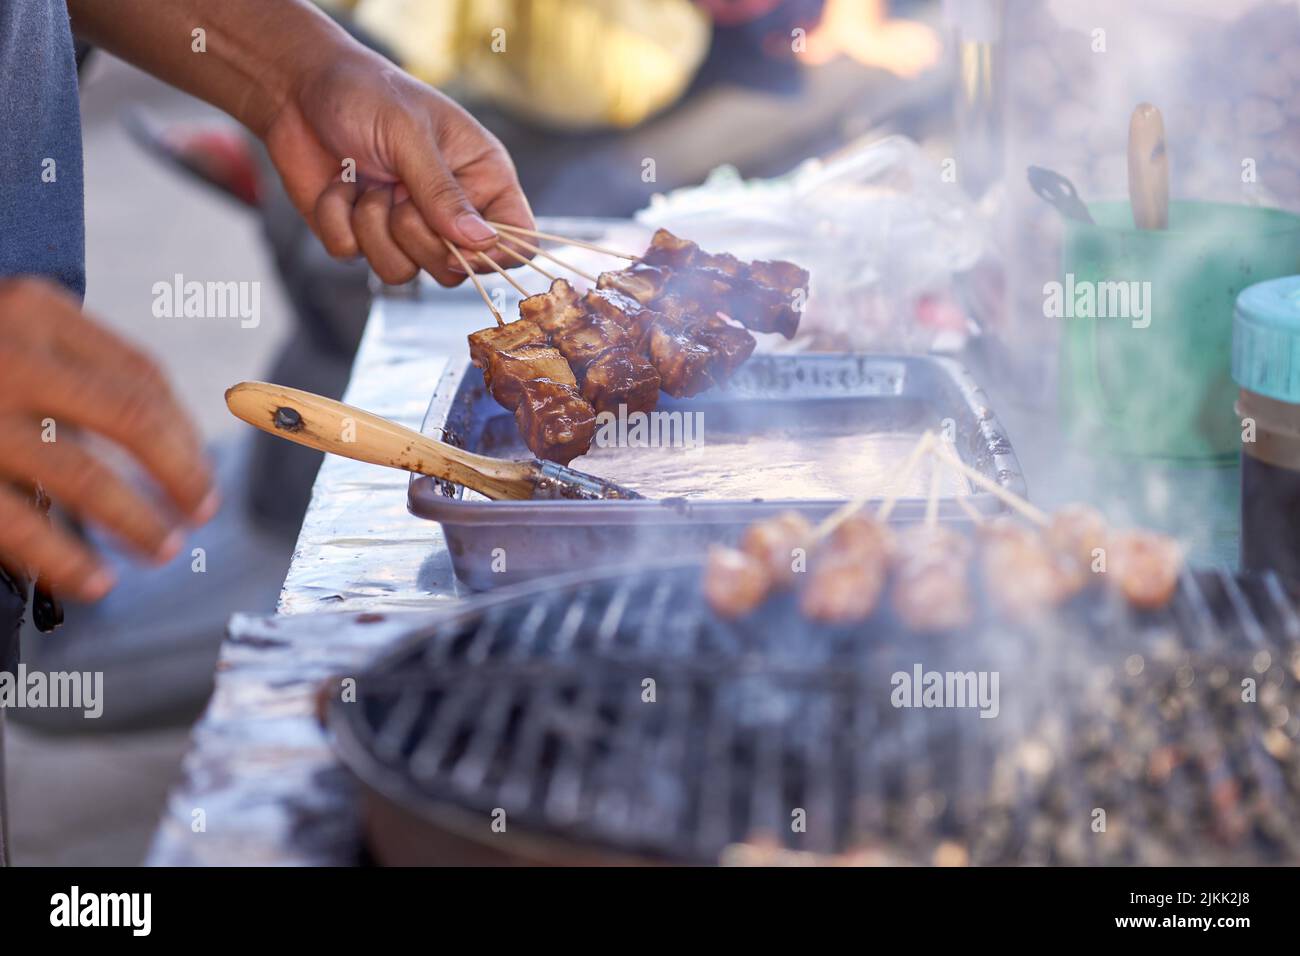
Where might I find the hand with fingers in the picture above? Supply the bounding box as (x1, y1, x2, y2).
(262, 50, 536, 287)
(0, 278, 219, 602)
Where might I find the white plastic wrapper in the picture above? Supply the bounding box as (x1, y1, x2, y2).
(596, 136, 987, 352)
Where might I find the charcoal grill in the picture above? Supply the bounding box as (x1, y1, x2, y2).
(329, 560, 1300, 866)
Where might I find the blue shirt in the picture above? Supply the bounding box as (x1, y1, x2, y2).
(0, 0, 85, 298)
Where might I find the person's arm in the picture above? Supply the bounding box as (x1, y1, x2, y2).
(68, 0, 534, 285)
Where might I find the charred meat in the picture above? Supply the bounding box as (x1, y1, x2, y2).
(581, 347, 661, 415)
(486, 344, 576, 412)
(514, 378, 597, 465)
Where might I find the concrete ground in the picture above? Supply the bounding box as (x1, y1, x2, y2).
(7, 55, 291, 866)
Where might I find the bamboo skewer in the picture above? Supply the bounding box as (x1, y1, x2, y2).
(813, 432, 933, 540)
(929, 440, 1050, 526)
(924, 450, 942, 528)
(489, 221, 638, 261)
(443, 237, 504, 327)
(875, 432, 935, 523)
(476, 250, 528, 295)
(496, 241, 557, 282)
(497, 233, 599, 284)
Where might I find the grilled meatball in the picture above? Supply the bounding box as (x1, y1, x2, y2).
(514, 378, 597, 465)
(581, 347, 661, 415)
(799, 514, 894, 624)
(741, 511, 813, 587)
(486, 344, 576, 411)
(1047, 503, 1109, 573)
(801, 550, 888, 624)
(891, 526, 975, 632)
(979, 519, 1084, 620)
(1106, 530, 1183, 610)
(704, 545, 772, 619)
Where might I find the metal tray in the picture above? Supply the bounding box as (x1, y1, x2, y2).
(409, 353, 1025, 589)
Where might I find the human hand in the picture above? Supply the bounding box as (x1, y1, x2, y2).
(264, 49, 534, 287)
(0, 279, 217, 601)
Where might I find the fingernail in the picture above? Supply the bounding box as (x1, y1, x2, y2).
(456, 213, 496, 243)
(191, 489, 221, 525)
(155, 530, 184, 564)
(447, 263, 467, 275)
(82, 568, 116, 602)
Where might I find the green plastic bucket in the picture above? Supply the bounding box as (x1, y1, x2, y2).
(1059, 200, 1300, 460)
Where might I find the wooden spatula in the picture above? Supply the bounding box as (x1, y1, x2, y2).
(225, 381, 642, 501)
(1128, 102, 1169, 230)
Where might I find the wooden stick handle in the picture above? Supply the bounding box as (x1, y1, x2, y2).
(1128, 102, 1169, 230)
(224, 382, 535, 500)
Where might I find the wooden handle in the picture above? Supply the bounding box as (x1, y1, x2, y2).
(224, 382, 536, 500)
(1128, 103, 1169, 230)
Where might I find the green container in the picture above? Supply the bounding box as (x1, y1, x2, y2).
(1059, 200, 1300, 460)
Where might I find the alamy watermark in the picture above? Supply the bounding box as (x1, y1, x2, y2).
(1043, 273, 1151, 329)
(891, 664, 999, 719)
(594, 404, 704, 449)
(0, 665, 103, 719)
(152, 274, 260, 328)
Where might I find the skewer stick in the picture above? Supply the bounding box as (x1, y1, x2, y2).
(497, 233, 599, 284)
(875, 432, 935, 523)
(489, 221, 638, 261)
(955, 491, 986, 526)
(929, 439, 1050, 526)
(476, 250, 528, 295)
(814, 432, 933, 540)
(924, 451, 942, 528)
(496, 241, 557, 282)
(443, 238, 504, 327)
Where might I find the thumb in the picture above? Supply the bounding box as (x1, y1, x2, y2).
(395, 135, 497, 250)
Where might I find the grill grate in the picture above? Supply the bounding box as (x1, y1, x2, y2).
(334, 563, 1300, 865)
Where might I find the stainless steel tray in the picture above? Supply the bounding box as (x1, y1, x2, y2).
(409, 353, 1025, 589)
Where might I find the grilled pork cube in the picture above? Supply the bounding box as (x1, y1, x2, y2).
(597, 263, 669, 306)
(1047, 503, 1109, 573)
(584, 288, 663, 351)
(641, 228, 699, 269)
(723, 282, 801, 339)
(551, 314, 631, 374)
(689, 315, 756, 377)
(519, 278, 586, 337)
(581, 347, 661, 415)
(514, 378, 596, 465)
(748, 258, 810, 296)
(647, 320, 717, 398)
(467, 319, 546, 370)
(486, 344, 576, 411)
